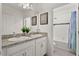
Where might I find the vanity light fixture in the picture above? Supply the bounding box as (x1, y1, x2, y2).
(19, 3, 33, 10)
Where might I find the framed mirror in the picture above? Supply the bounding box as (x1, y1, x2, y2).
(40, 12, 48, 25)
(31, 16, 37, 26)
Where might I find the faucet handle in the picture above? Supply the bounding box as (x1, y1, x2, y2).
(37, 29, 40, 32)
(13, 32, 15, 34)
(13, 32, 16, 37)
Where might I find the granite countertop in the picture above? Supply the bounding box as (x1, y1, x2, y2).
(2, 32, 48, 48)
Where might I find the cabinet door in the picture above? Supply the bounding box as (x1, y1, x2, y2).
(36, 37, 47, 56)
(36, 40, 42, 56)
(25, 40, 35, 56)
(13, 40, 35, 56)
(11, 50, 26, 56)
(40, 38, 47, 55)
(13, 45, 35, 56)
(25, 46, 35, 56)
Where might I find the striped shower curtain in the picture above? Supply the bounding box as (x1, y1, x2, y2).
(68, 11, 76, 51)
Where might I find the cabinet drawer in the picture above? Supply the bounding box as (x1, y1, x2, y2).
(7, 40, 35, 55)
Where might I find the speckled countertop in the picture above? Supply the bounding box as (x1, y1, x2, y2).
(2, 32, 48, 48)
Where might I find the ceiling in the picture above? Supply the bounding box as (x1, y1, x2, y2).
(2, 3, 68, 13)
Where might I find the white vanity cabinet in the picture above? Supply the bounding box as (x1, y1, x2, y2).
(2, 36, 47, 56)
(2, 40, 35, 56)
(36, 37, 47, 56)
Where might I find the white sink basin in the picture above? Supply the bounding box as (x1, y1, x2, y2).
(31, 34, 42, 38)
(8, 36, 31, 42)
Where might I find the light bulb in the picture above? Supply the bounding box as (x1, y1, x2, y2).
(26, 3, 29, 7)
(23, 5, 26, 9)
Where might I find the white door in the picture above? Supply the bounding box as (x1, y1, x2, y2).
(0, 3, 2, 56)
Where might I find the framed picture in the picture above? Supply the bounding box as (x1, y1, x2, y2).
(40, 12, 48, 25)
(31, 16, 37, 26)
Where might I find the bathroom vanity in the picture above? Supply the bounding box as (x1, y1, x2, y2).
(2, 33, 48, 56)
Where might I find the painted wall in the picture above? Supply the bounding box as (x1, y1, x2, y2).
(25, 11, 49, 33)
(2, 4, 23, 35)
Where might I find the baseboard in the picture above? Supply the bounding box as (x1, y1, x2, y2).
(44, 53, 48, 56)
(53, 40, 68, 44)
(54, 40, 76, 54)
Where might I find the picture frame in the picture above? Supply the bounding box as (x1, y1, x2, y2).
(40, 12, 48, 25)
(31, 16, 37, 26)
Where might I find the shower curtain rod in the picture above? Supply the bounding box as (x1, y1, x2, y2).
(53, 23, 70, 25)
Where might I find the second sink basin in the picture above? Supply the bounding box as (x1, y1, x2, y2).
(8, 36, 31, 42)
(30, 34, 42, 38)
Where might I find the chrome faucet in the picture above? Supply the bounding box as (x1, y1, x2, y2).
(37, 29, 40, 33)
(13, 32, 16, 37)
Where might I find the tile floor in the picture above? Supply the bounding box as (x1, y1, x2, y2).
(52, 41, 75, 56)
(53, 47, 75, 56)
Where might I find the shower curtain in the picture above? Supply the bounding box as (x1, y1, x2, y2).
(68, 11, 76, 51)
